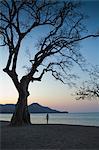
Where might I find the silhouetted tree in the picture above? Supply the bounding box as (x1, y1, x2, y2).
(76, 66, 99, 100)
(0, 0, 99, 126)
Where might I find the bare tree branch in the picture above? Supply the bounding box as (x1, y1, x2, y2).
(76, 66, 99, 100)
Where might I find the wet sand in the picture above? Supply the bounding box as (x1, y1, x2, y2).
(0, 121, 99, 149)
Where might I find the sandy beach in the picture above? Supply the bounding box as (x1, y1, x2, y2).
(0, 121, 99, 150)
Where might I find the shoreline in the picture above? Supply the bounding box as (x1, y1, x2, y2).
(0, 121, 99, 149)
(0, 120, 99, 127)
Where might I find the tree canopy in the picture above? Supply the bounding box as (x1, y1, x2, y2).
(0, 0, 98, 86)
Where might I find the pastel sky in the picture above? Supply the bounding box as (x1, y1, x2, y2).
(0, 1, 99, 112)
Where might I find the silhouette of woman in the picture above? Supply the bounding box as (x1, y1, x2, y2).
(46, 113, 49, 124)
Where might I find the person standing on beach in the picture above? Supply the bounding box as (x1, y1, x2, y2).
(46, 113, 49, 124)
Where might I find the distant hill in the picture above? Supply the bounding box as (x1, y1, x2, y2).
(0, 104, 15, 113)
(0, 103, 68, 113)
(29, 103, 66, 113)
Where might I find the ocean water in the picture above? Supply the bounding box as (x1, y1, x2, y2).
(0, 112, 99, 126)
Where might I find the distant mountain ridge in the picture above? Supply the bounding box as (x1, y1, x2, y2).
(0, 103, 68, 113)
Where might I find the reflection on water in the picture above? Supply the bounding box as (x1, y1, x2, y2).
(0, 112, 99, 126)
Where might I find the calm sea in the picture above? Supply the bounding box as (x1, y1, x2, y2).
(0, 112, 99, 126)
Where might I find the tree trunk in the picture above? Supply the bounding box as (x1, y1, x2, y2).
(10, 90, 31, 126)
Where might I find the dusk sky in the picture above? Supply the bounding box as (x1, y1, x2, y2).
(0, 0, 99, 112)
